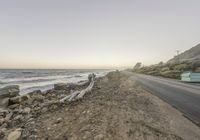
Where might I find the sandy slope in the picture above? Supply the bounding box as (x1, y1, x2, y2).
(22, 71, 200, 140)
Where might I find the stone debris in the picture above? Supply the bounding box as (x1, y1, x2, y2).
(0, 81, 86, 139)
(7, 128, 22, 140)
(0, 72, 200, 140)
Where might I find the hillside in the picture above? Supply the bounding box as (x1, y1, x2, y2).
(168, 44, 200, 63)
(132, 43, 200, 79)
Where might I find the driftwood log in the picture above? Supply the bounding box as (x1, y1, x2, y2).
(42, 73, 96, 106)
(60, 73, 96, 102)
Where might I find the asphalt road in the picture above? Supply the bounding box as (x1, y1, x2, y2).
(124, 71, 200, 126)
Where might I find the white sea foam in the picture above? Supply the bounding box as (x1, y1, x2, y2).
(0, 69, 112, 95)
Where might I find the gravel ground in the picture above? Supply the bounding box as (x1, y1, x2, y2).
(1, 71, 200, 140)
(25, 71, 200, 140)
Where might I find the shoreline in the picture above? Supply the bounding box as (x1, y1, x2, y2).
(1, 71, 200, 140)
(0, 69, 111, 95)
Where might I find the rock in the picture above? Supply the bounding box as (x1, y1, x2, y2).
(1, 128, 7, 132)
(13, 115, 23, 121)
(8, 104, 19, 109)
(0, 118, 5, 125)
(41, 107, 48, 113)
(31, 94, 44, 102)
(29, 121, 35, 125)
(0, 85, 19, 98)
(82, 111, 86, 114)
(94, 134, 104, 140)
(14, 108, 23, 114)
(29, 135, 38, 139)
(54, 83, 69, 90)
(28, 90, 42, 96)
(55, 118, 62, 124)
(0, 129, 5, 138)
(7, 128, 22, 140)
(23, 107, 31, 114)
(33, 106, 41, 112)
(0, 98, 9, 108)
(1, 121, 8, 128)
(5, 111, 13, 121)
(49, 105, 58, 110)
(9, 95, 29, 105)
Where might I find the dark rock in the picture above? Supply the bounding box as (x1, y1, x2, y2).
(31, 94, 44, 102)
(9, 95, 29, 105)
(5, 111, 13, 122)
(0, 85, 19, 98)
(0, 129, 5, 139)
(55, 118, 62, 124)
(8, 104, 19, 110)
(1, 122, 8, 128)
(13, 115, 23, 121)
(0, 98, 9, 108)
(41, 107, 48, 113)
(54, 83, 69, 90)
(0, 118, 5, 125)
(28, 90, 42, 96)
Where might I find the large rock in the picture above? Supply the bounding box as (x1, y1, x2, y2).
(7, 128, 22, 140)
(54, 82, 83, 91)
(0, 98, 9, 108)
(31, 94, 44, 102)
(23, 107, 31, 114)
(9, 95, 29, 104)
(27, 90, 42, 96)
(54, 83, 69, 90)
(0, 85, 20, 98)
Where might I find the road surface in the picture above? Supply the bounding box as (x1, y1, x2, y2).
(124, 71, 200, 126)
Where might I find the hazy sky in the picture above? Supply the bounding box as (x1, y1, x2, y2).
(0, 0, 200, 69)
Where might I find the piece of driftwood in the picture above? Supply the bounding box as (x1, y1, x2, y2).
(19, 73, 96, 108)
(60, 73, 95, 102)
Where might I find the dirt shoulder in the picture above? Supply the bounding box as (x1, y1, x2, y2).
(1, 71, 200, 140)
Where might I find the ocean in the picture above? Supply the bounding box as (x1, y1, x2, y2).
(0, 69, 111, 95)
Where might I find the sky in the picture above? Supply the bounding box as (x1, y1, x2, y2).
(0, 0, 200, 69)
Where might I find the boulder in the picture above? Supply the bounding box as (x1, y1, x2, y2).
(31, 94, 44, 102)
(23, 107, 31, 114)
(54, 83, 79, 91)
(0, 98, 9, 108)
(0, 129, 5, 139)
(9, 95, 29, 104)
(13, 115, 23, 121)
(55, 118, 62, 124)
(94, 134, 104, 140)
(7, 128, 22, 140)
(54, 83, 69, 90)
(5, 111, 13, 121)
(0, 118, 5, 125)
(28, 90, 42, 96)
(0, 85, 19, 98)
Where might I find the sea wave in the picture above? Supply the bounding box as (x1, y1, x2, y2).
(0, 81, 5, 84)
(0, 69, 112, 95)
(0, 75, 79, 84)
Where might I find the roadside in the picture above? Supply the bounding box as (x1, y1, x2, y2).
(123, 71, 200, 126)
(1, 71, 200, 140)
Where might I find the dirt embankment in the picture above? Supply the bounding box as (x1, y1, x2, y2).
(1, 71, 200, 140)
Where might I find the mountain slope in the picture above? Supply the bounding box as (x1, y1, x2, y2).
(168, 44, 200, 63)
